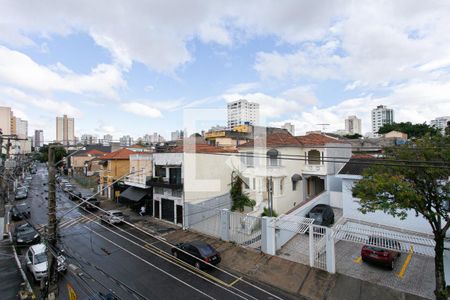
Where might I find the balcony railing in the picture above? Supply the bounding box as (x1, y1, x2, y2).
(302, 164, 327, 174)
(148, 176, 183, 189)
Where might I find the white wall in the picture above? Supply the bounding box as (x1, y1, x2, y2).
(342, 178, 433, 235)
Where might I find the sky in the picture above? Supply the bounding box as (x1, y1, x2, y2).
(0, 0, 450, 141)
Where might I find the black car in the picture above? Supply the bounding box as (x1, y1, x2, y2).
(80, 195, 100, 210)
(69, 191, 82, 201)
(306, 204, 335, 226)
(10, 204, 31, 221)
(13, 223, 40, 245)
(171, 240, 221, 269)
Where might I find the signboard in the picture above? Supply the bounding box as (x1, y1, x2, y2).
(67, 283, 77, 300)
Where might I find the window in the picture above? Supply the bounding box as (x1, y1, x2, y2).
(155, 166, 166, 177)
(307, 150, 321, 165)
(252, 178, 256, 190)
(267, 149, 280, 166)
(279, 178, 284, 195)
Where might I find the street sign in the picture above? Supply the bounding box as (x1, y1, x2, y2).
(67, 283, 77, 300)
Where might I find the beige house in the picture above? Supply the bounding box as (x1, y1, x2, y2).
(384, 130, 408, 139)
(124, 153, 153, 188)
(71, 149, 106, 175)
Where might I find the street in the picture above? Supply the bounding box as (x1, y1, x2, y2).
(14, 164, 290, 300)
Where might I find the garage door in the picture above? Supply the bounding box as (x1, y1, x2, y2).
(161, 198, 174, 223)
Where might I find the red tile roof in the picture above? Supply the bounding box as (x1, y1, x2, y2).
(239, 131, 302, 148)
(295, 133, 343, 146)
(100, 148, 134, 160)
(170, 143, 237, 153)
(85, 149, 106, 156)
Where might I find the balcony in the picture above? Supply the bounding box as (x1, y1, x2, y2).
(148, 176, 183, 189)
(301, 164, 327, 175)
(124, 175, 152, 188)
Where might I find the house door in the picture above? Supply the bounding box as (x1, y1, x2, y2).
(161, 198, 175, 223)
(176, 205, 183, 225)
(154, 201, 160, 218)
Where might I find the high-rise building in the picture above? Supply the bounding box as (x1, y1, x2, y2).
(171, 130, 185, 141)
(345, 116, 362, 135)
(0, 106, 13, 135)
(80, 134, 98, 145)
(56, 114, 75, 145)
(103, 134, 113, 146)
(430, 116, 450, 134)
(371, 105, 394, 136)
(281, 122, 295, 135)
(15, 118, 28, 138)
(119, 135, 133, 147)
(34, 130, 44, 149)
(227, 99, 260, 129)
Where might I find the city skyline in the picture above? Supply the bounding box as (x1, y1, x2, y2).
(1, 2, 449, 140)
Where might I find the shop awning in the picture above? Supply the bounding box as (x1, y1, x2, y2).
(120, 186, 150, 202)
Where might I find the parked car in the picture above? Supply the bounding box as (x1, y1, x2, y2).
(305, 204, 335, 226)
(13, 223, 40, 245)
(361, 236, 401, 270)
(63, 184, 74, 193)
(15, 187, 28, 200)
(171, 240, 221, 269)
(69, 190, 82, 201)
(10, 204, 31, 221)
(80, 195, 100, 210)
(25, 243, 67, 283)
(100, 210, 125, 225)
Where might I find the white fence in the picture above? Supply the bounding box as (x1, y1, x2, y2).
(184, 194, 262, 250)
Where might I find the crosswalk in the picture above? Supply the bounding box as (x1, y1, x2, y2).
(36, 215, 98, 234)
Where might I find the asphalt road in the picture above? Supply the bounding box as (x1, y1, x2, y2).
(13, 165, 290, 300)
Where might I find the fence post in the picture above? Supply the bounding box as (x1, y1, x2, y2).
(261, 217, 276, 255)
(309, 224, 315, 267)
(326, 227, 336, 273)
(220, 209, 230, 241)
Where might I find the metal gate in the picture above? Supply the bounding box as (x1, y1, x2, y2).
(229, 211, 262, 249)
(309, 225, 328, 271)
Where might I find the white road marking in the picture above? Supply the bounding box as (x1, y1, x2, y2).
(83, 225, 217, 300)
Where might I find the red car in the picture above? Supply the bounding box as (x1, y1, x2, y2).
(361, 236, 401, 270)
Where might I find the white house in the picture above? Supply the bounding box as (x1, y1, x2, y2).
(237, 131, 351, 216)
(150, 141, 236, 225)
(337, 155, 449, 236)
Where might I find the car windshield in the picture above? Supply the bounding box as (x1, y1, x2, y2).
(18, 226, 35, 234)
(196, 244, 215, 257)
(17, 187, 27, 192)
(112, 212, 123, 217)
(309, 213, 323, 221)
(34, 252, 47, 264)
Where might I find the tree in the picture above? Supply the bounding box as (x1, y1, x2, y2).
(378, 122, 440, 138)
(352, 135, 450, 300)
(343, 133, 362, 139)
(38, 144, 68, 167)
(445, 121, 450, 137)
(230, 172, 256, 212)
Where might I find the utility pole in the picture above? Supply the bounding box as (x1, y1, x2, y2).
(268, 176, 273, 217)
(45, 145, 59, 299)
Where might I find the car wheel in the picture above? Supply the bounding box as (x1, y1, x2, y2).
(194, 261, 201, 270)
(389, 260, 395, 270)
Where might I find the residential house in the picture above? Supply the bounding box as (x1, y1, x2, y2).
(383, 130, 408, 139)
(70, 149, 106, 175)
(98, 148, 135, 199)
(237, 131, 351, 215)
(150, 141, 236, 225)
(121, 153, 153, 211)
(337, 155, 448, 236)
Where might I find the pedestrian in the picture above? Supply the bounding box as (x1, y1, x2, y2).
(139, 206, 145, 216)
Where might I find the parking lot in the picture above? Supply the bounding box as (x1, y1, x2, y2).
(335, 239, 435, 299)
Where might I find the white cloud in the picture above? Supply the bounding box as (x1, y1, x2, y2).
(281, 86, 318, 105)
(121, 102, 162, 118)
(225, 82, 260, 94)
(0, 86, 81, 117)
(0, 46, 126, 98)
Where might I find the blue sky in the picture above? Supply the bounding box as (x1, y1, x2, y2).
(0, 1, 449, 141)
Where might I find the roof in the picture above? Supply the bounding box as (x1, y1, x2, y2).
(338, 155, 376, 176)
(72, 149, 106, 157)
(239, 131, 302, 148)
(169, 143, 237, 153)
(99, 148, 134, 160)
(295, 133, 343, 146)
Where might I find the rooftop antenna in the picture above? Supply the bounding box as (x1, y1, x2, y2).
(317, 123, 330, 132)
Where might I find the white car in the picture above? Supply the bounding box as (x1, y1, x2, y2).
(100, 210, 125, 225)
(25, 243, 67, 283)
